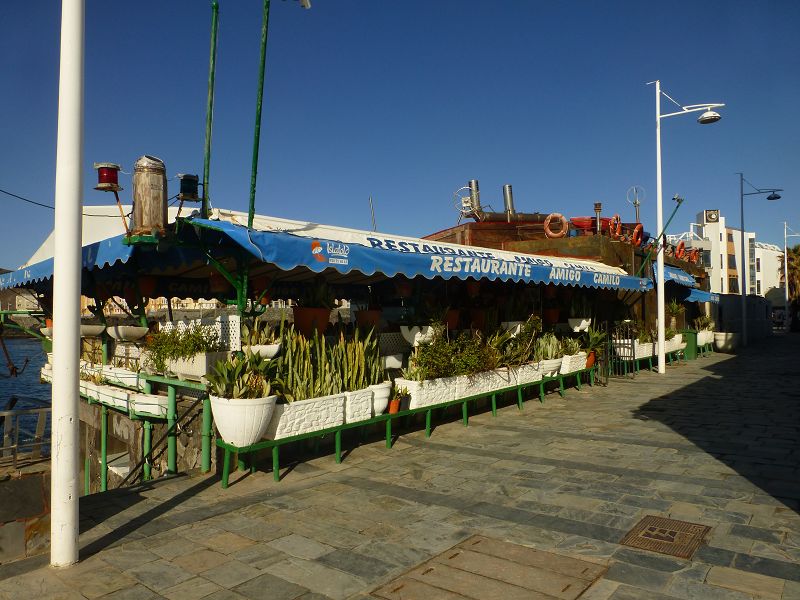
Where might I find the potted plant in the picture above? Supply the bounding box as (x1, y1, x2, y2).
(143, 324, 226, 382)
(207, 351, 278, 447)
(389, 386, 409, 414)
(242, 316, 283, 358)
(666, 299, 685, 330)
(292, 276, 335, 338)
(354, 285, 382, 330)
(567, 293, 592, 332)
(534, 332, 562, 377)
(582, 327, 606, 368)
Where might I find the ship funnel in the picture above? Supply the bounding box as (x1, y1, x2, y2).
(468, 179, 481, 212)
(503, 184, 515, 222)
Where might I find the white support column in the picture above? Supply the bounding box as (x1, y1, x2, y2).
(655, 80, 666, 374)
(50, 0, 84, 568)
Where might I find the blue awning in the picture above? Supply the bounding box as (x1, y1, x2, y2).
(652, 264, 697, 287)
(681, 288, 720, 303)
(0, 214, 653, 293)
(188, 218, 652, 291)
(0, 236, 133, 289)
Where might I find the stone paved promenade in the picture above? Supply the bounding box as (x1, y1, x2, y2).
(1, 333, 799, 599)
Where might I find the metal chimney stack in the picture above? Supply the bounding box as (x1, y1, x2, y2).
(594, 202, 602, 234)
(468, 179, 482, 213)
(503, 184, 516, 222)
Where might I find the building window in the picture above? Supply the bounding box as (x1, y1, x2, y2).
(729, 277, 739, 294)
(727, 232, 734, 242)
(720, 233, 723, 242)
(702, 250, 711, 267)
(721, 277, 724, 291)
(720, 255, 724, 269)
(756, 258, 761, 272)
(728, 255, 737, 269)
(757, 281, 762, 295)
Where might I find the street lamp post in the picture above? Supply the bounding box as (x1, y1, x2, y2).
(652, 80, 724, 374)
(738, 174, 782, 346)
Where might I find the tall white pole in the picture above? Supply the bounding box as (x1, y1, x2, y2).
(786, 222, 791, 332)
(51, 0, 84, 567)
(655, 80, 666, 374)
(740, 173, 747, 346)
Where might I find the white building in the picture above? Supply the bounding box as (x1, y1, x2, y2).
(669, 209, 784, 300)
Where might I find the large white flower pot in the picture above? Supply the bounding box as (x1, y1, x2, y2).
(539, 358, 563, 378)
(265, 393, 345, 440)
(634, 342, 653, 360)
(394, 376, 457, 409)
(210, 394, 278, 447)
(167, 351, 230, 382)
(369, 382, 392, 415)
(567, 318, 591, 332)
(399, 326, 435, 347)
(245, 343, 281, 359)
(344, 388, 374, 423)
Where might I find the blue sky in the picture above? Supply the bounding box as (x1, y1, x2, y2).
(1, 1, 798, 269)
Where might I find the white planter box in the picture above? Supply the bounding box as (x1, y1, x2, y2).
(456, 368, 516, 398)
(539, 358, 563, 378)
(394, 376, 457, 410)
(211, 394, 278, 447)
(344, 388, 374, 423)
(167, 351, 230, 382)
(381, 353, 404, 369)
(130, 393, 168, 418)
(94, 384, 130, 411)
(714, 332, 739, 353)
(635, 341, 653, 360)
(101, 366, 141, 389)
(512, 361, 543, 385)
(265, 393, 346, 440)
(697, 330, 713, 346)
(369, 382, 392, 416)
(560, 352, 588, 375)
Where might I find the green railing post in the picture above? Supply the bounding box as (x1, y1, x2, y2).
(248, 0, 271, 229)
(167, 385, 177, 474)
(202, 0, 220, 219)
(100, 405, 108, 492)
(202, 396, 212, 473)
(143, 420, 153, 481)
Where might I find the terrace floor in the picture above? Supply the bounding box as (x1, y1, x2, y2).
(1, 332, 799, 599)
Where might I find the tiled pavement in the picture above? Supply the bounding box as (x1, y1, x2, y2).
(1, 333, 799, 599)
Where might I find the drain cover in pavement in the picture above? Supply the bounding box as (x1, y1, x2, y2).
(372, 535, 606, 600)
(620, 515, 710, 559)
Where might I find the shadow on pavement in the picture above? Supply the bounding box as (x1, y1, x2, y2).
(632, 332, 800, 514)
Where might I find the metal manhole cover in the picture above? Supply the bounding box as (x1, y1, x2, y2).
(620, 515, 711, 559)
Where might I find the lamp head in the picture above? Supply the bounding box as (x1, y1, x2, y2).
(697, 109, 722, 124)
(767, 192, 781, 201)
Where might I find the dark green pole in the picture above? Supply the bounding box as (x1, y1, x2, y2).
(248, 0, 271, 229)
(202, 1, 220, 219)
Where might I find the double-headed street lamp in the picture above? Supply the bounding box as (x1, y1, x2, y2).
(738, 174, 782, 346)
(652, 80, 724, 374)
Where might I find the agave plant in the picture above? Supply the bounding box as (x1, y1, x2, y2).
(533, 332, 561, 361)
(207, 350, 274, 399)
(241, 316, 282, 346)
(560, 337, 582, 356)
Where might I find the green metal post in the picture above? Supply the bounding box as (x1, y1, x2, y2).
(462, 401, 468, 427)
(386, 417, 392, 448)
(222, 449, 230, 489)
(202, 396, 212, 473)
(202, 1, 219, 219)
(248, 0, 271, 229)
(167, 385, 177, 474)
(100, 405, 108, 492)
(425, 410, 431, 437)
(84, 456, 90, 496)
(491, 394, 497, 417)
(272, 446, 280, 481)
(143, 421, 152, 481)
(335, 430, 342, 464)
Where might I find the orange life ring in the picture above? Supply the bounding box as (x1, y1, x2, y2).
(675, 241, 686, 259)
(543, 213, 568, 238)
(689, 248, 699, 264)
(631, 223, 643, 247)
(609, 214, 621, 239)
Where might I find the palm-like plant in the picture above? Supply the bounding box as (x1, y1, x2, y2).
(786, 244, 800, 331)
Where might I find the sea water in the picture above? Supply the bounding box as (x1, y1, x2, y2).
(0, 337, 50, 451)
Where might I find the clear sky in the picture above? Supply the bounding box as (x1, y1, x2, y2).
(1, 1, 798, 269)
